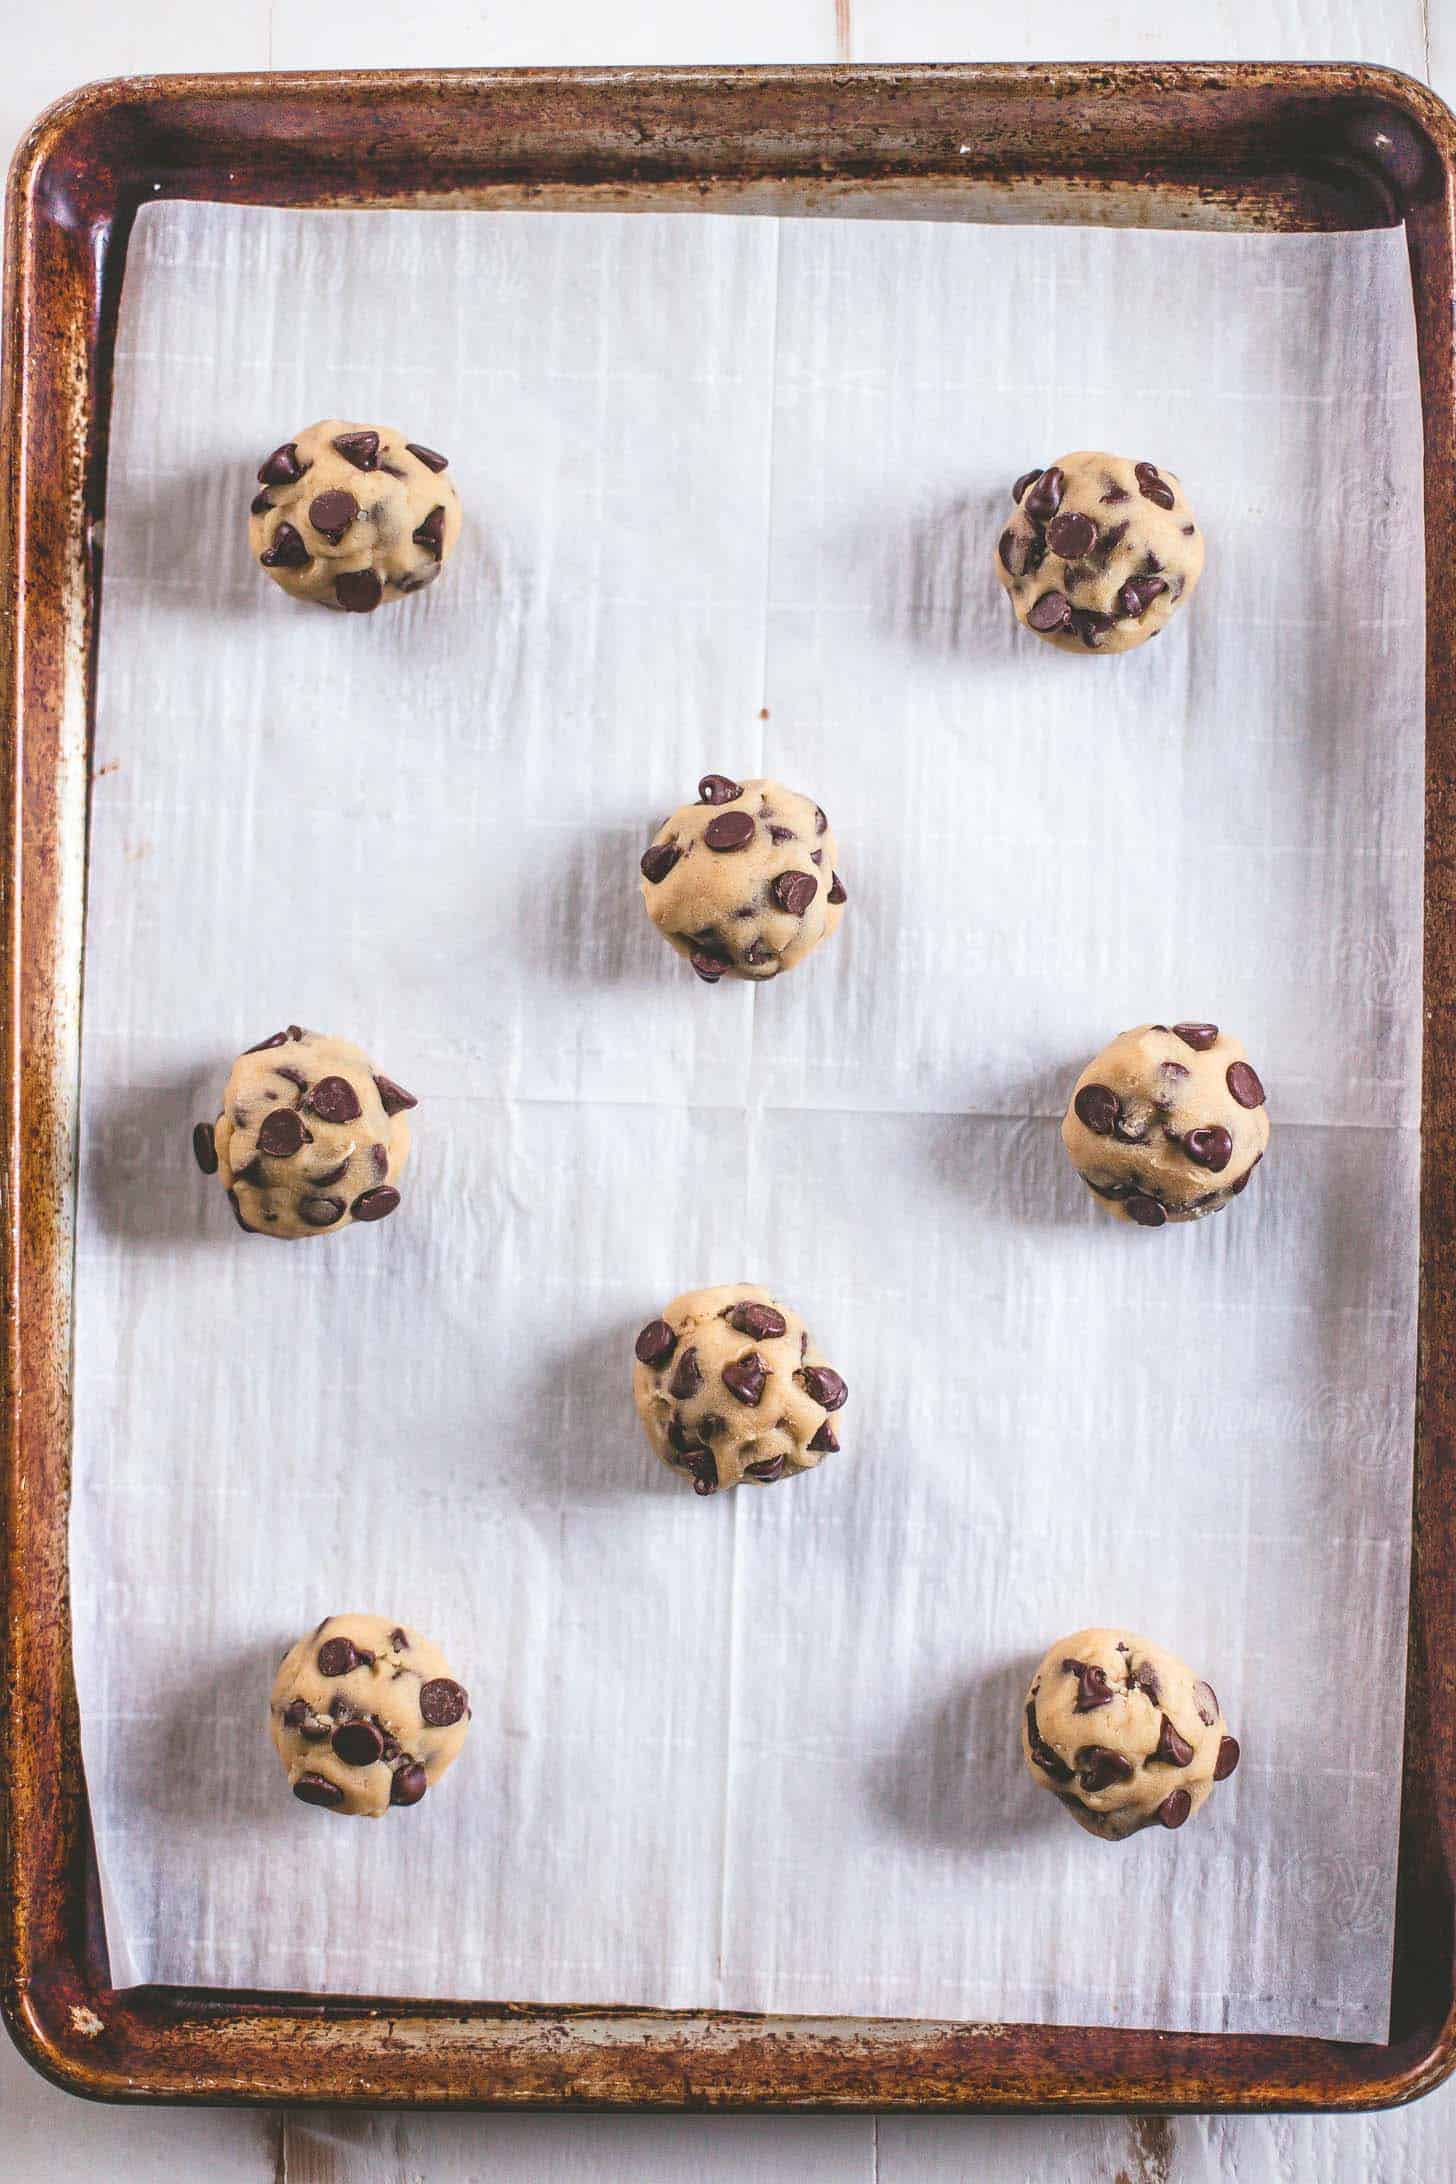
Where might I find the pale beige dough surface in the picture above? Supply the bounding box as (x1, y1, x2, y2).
(248, 417, 463, 612)
(195, 1026, 415, 1239)
(632, 1284, 848, 1494)
(1022, 1627, 1240, 1841)
(270, 1613, 471, 1818)
(639, 775, 846, 982)
(995, 449, 1204, 655)
(1061, 1021, 1270, 1226)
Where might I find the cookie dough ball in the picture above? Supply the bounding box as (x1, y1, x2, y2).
(249, 420, 462, 613)
(632, 1284, 847, 1494)
(193, 1025, 416, 1238)
(995, 452, 1204, 654)
(1022, 1628, 1240, 1840)
(1061, 1022, 1268, 1227)
(639, 775, 847, 983)
(271, 1614, 470, 1816)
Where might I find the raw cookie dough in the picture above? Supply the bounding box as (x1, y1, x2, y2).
(193, 1026, 416, 1238)
(249, 419, 462, 613)
(271, 1614, 470, 1816)
(1061, 1022, 1269, 1227)
(633, 1284, 848, 1494)
(1022, 1627, 1240, 1840)
(640, 775, 847, 983)
(995, 451, 1204, 655)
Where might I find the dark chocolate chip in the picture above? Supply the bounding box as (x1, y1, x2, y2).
(1226, 1061, 1266, 1109)
(997, 527, 1020, 575)
(722, 1353, 768, 1406)
(1214, 1735, 1241, 1781)
(1230, 1159, 1258, 1196)
(391, 1761, 429, 1805)
(1130, 1660, 1161, 1705)
(293, 1771, 346, 1809)
(1025, 1700, 1073, 1782)
(413, 506, 446, 562)
(257, 442, 305, 486)
(306, 1075, 363, 1125)
(827, 873, 847, 905)
(815, 806, 829, 835)
(419, 1677, 468, 1728)
(245, 1031, 288, 1053)
(1185, 1125, 1233, 1173)
(800, 1363, 847, 1411)
(371, 1143, 389, 1178)
(1118, 575, 1167, 619)
(299, 1195, 345, 1227)
(317, 1637, 359, 1677)
(1070, 608, 1115, 647)
(332, 429, 380, 470)
(192, 1121, 218, 1174)
(698, 774, 742, 805)
(260, 523, 311, 570)
(1076, 1746, 1134, 1793)
(380, 462, 407, 479)
(1022, 466, 1065, 524)
(1173, 1022, 1219, 1051)
(1074, 1083, 1119, 1136)
(406, 441, 449, 472)
(1012, 468, 1044, 504)
(1062, 1658, 1114, 1712)
(1101, 482, 1130, 504)
(772, 870, 818, 917)
(1157, 1787, 1192, 1828)
(282, 1698, 309, 1728)
(690, 1450, 719, 1496)
(1125, 1194, 1167, 1228)
(1160, 1060, 1189, 1083)
(1135, 461, 1176, 510)
(276, 1065, 309, 1091)
(1046, 510, 1096, 560)
(746, 1454, 786, 1482)
(1026, 590, 1072, 634)
(374, 1073, 418, 1116)
(332, 1719, 385, 1767)
(351, 1185, 400, 1222)
(308, 488, 358, 543)
(636, 1319, 677, 1368)
(232, 1158, 266, 1188)
(728, 1301, 787, 1340)
(335, 569, 383, 614)
(767, 824, 795, 845)
(257, 1108, 307, 1158)
(669, 1346, 703, 1400)
(705, 811, 754, 852)
(641, 842, 680, 884)
(690, 951, 724, 983)
(1193, 1681, 1220, 1726)
(807, 1420, 838, 1452)
(1152, 1715, 1195, 1767)
(250, 491, 273, 516)
(390, 1627, 409, 1650)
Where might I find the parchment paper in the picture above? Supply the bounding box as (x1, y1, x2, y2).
(70, 201, 1423, 2039)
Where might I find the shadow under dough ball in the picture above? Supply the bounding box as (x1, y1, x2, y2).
(250, 420, 462, 612)
(633, 1284, 848, 1494)
(192, 1025, 417, 1238)
(271, 1614, 470, 1816)
(995, 451, 1204, 654)
(1023, 1627, 1240, 1840)
(1061, 1021, 1269, 1226)
(640, 775, 847, 982)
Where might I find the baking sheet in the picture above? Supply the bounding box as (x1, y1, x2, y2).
(70, 200, 1423, 2040)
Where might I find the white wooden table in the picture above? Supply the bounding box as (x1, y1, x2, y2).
(4, 5, 1452, 2176)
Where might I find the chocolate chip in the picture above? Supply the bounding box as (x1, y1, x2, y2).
(1046, 510, 1096, 559)
(1076, 1746, 1134, 1793)
(746, 1453, 786, 1482)
(1157, 1787, 1192, 1828)
(1070, 608, 1115, 647)
(276, 1065, 308, 1091)
(1214, 1735, 1241, 1780)
(1173, 1022, 1219, 1051)
(351, 1185, 400, 1222)
(257, 442, 305, 486)
(419, 1677, 468, 1728)
(1152, 1715, 1195, 1767)
(1160, 1060, 1189, 1083)
(666, 1415, 702, 1456)
(380, 462, 407, 479)
(288, 1025, 305, 1040)
(728, 1301, 787, 1340)
(305, 1076, 362, 1125)
(807, 1420, 838, 1452)
(1125, 1194, 1167, 1228)
(669, 1346, 702, 1400)
(332, 430, 380, 470)
(1062, 1658, 1114, 1711)
(1226, 1061, 1266, 1109)
(1025, 1700, 1073, 1782)
(332, 1719, 385, 1767)
(635, 1319, 677, 1368)
(815, 806, 829, 836)
(705, 811, 754, 852)
(997, 527, 1020, 574)
(308, 488, 358, 543)
(317, 1637, 359, 1677)
(1022, 467, 1065, 524)
(1074, 1083, 1119, 1136)
(245, 1031, 288, 1053)
(1118, 575, 1167, 619)
(723, 1353, 768, 1406)
(371, 1144, 389, 1178)
(1135, 461, 1176, 510)
(232, 1159, 266, 1188)
(335, 569, 383, 614)
(1012, 469, 1044, 504)
(192, 1121, 218, 1174)
(1193, 1681, 1220, 1726)
(800, 1363, 847, 1411)
(1026, 590, 1072, 634)
(401, 439, 447, 471)
(1130, 1660, 1161, 1705)
(299, 1195, 345, 1227)
(293, 1771, 346, 1809)
(1230, 1161, 1257, 1196)
(1184, 1125, 1233, 1173)
(690, 951, 724, 983)
(413, 506, 446, 561)
(374, 1074, 417, 1116)
(698, 775, 742, 805)
(690, 1451, 719, 1497)
(257, 1108, 307, 1158)
(250, 491, 273, 516)
(260, 523, 311, 570)
(1102, 482, 1130, 504)
(282, 1698, 309, 1728)
(772, 871, 818, 916)
(641, 843, 680, 884)
(827, 873, 847, 905)
(391, 1761, 429, 1805)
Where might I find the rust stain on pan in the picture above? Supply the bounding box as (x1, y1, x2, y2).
(3, 62, 1456, 2110)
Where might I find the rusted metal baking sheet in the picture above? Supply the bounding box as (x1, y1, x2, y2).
(3, 62, 1455, 2111)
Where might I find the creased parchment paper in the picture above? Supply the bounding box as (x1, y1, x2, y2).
(71, 202, 1422, 2039)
